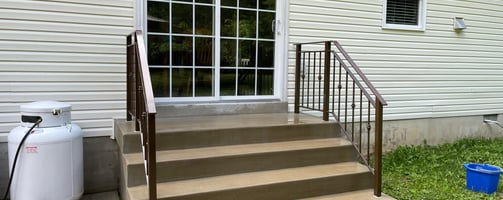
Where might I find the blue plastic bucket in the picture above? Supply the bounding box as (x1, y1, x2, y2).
(464, 163, 503, 194)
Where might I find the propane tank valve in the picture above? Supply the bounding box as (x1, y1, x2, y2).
(52, 109, 61, 115)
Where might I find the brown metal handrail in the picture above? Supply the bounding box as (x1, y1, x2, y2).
(294, 41, 387, 197)
(126, 30, 157, 200)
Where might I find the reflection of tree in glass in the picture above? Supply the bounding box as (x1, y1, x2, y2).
(172, 3, 192, 34)
(239, 20, 254, 38)
(150, 68, 170, 97)
(239, 40, 256, 67)
(172, 40, 191, 52)
(258, 41, 274, 67)
(220, 40, 236, 66)
(147, 1, 169, 33)
(240, 0, 256, 8)
(148, 36, 170, 65)
(196, 6, 214, 35)
(239, 11, 256, 38)
(259, 12, 275, 39)
(172, 37, 193, 66)
(221, 9, 237, 37)
(260, 0, 276, 10)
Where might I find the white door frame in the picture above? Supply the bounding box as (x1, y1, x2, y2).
(135, 0, 289, 103)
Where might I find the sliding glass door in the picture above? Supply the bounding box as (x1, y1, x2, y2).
(146, 0, 277, 100)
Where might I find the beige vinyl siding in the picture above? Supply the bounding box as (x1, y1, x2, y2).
(0, 0, 133, 141)
(288, 0, 503, 120)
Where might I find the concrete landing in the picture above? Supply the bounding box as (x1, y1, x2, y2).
(154, 112, 331, 132)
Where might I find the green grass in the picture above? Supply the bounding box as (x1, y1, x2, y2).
(383, 138, 503, 200)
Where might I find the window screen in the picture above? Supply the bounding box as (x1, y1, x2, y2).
(386, 0, 420, 25)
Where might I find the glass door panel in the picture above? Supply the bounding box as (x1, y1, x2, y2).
(147, 0, 215, 98)
(147, 0, 276, 100)
(220, 0, 275, 97)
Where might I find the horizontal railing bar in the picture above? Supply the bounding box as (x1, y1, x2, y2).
(134, 30, 157, 114)
(296, 40, 386, 106)
(332, 40, 387, 106)
(302, 50, 325, 53)
(294, 41, 332, 45)
(332, 52, 377, 106)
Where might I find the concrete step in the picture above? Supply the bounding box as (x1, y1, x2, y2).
(116, 113, 373, 200)
(116, 113, 338, 153)
(127, 162, 372, 200)
(123, 138, 356, 187)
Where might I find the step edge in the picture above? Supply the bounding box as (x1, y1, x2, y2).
(120, 120, 337, 136)
(123, 138, 353, 164)
(127, 162, 371, 199)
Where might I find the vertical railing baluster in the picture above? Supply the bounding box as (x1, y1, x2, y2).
(301, 52, 306, 107)
(312, 52, 316, 109)
(306, 52, 311, 107)
(359, 90, 363, 153)
(318, 51, 322, 111)
(344, 72, 348, 131)
(351, 81, 355, 141)
(367, 101, 371, 162)
(338, 63, 342, 121)
(332, 54, 336, 116)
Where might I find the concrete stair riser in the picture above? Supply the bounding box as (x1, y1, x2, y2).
(154, 173, 372, 200)
(120, 122, 338, 153)
(125, 144, 356, 187)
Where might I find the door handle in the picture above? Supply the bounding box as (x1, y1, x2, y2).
(272, 20, 276, 33)
(272, 19, 280, 34)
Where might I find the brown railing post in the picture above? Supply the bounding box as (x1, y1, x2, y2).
(294, 44, 302, 113)
(323, 42, 331, 121)
(126, 35, 132, 121)
(147, 113, 156, 200)
(374, 99, 383, 197)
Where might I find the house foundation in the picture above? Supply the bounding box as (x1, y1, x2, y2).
(382, 115, 503, 151)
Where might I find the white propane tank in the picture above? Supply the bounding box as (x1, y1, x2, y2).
(8, 101, 83, 200)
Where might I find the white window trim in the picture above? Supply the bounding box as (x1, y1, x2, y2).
(382, 0, 427, 31)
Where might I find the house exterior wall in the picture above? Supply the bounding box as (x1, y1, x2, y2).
(0, 0, 134, 142)
(288, 0, 503, 121)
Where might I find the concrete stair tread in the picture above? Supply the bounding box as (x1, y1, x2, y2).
(117, 113, 339, 153)
(120, 113, 332, 135)
(127, 162, 370, 200)
(300, 189, 396, 200)
(124, 138, 351, 165)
